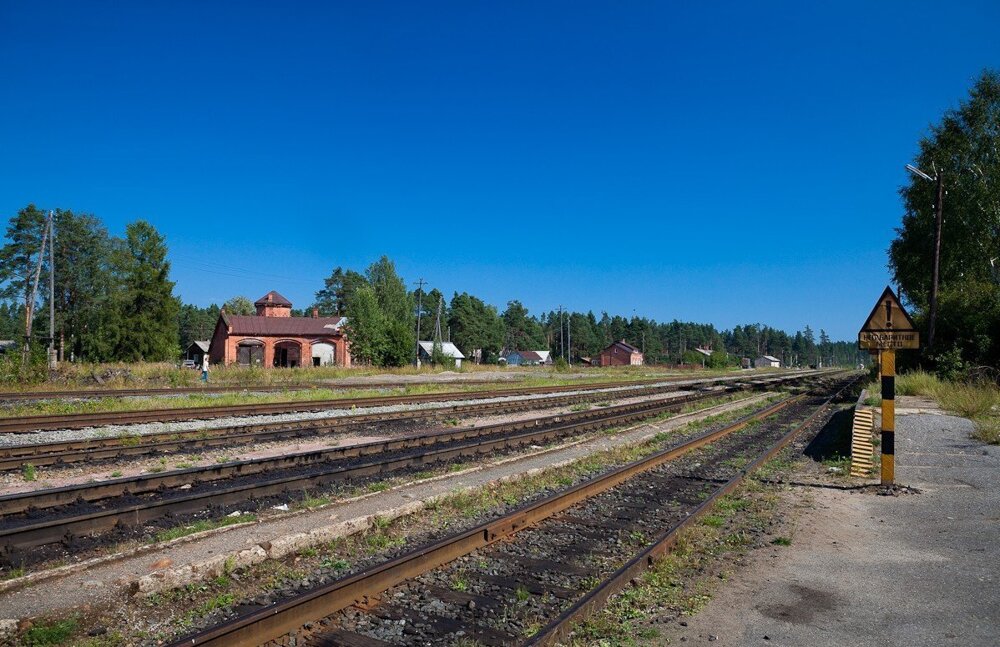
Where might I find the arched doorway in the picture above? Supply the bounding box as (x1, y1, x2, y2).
(273, 340, 302, 368)
(311, 342, 337, 367)
(236, 339, 264, 366)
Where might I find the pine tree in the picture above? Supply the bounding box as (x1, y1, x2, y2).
(111, 221, 179, 361)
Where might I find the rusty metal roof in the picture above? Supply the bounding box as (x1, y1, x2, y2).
(224, 314, 345, 337)
(254, 290, 293, 307)
(605, 340, 640, 354)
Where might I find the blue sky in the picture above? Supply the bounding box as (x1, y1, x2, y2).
(2, 2, 998, 340)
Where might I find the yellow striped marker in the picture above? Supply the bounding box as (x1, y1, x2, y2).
(880, 349, 895, 485)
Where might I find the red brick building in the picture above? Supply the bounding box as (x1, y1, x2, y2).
(208, 291, 351, 368)
(598, 340, 644, 366)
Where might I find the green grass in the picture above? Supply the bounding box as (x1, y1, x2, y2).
(22, 462, 37, 481)
(21, 616, 78, 646)
(771, 536, 792, 546)
(152, 513, 257, 543)
(866, 370, 1000, 444)
(3, 565, 26, 580)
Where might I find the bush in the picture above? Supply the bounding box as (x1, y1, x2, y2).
(932, 346, 966, 382)
(0, 346, 48, 386)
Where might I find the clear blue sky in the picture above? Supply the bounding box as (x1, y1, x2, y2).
(2, 2, 998, 341)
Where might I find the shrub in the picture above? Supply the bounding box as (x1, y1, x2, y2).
(932, 346, 966, 382)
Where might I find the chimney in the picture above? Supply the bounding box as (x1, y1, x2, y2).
(312, 308, 319, 319)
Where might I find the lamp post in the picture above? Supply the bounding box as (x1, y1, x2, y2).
(905, 163, 944, 350)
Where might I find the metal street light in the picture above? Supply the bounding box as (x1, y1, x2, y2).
(905, 163, 944, 350)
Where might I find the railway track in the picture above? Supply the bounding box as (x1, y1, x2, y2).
(0, 371, 819, 435)
(0, 379, 507, 402)
(0, 378, 780, 471)
(0, 387, 780, 565)
(0, 377, 703, 434)
(166, 375, 855, 646)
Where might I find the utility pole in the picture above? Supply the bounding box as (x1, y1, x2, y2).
(414, 278, 426, 367)
(558, 306, 564, 360)
(566, 311, 571, 366)
(48, 212, 56, 371)
(906, 163, 945, 351)
(928, 172, 944, 350)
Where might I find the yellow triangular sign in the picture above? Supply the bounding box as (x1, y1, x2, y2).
(860, 286, 916, 332)
(858, 286, 919, 350)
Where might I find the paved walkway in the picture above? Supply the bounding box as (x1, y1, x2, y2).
(661, 397, 1000, 646)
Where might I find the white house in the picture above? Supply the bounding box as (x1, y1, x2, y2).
(754, 355, 781, 368)
(417, 341, 465, 368)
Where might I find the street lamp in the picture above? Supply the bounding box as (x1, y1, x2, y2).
(905, 163, 944, 350)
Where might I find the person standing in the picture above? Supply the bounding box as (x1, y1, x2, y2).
(201, 354, 210, 383)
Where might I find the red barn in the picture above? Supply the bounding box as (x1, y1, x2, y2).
(598, 340, 644, 366)
(208, 291, 351, 368)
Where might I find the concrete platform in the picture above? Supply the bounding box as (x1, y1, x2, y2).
(659, 397, 1000, 646)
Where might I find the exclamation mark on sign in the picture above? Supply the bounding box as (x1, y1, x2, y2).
(885, 300, 893, 329)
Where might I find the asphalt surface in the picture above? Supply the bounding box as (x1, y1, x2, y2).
(662, 399, 999, 646)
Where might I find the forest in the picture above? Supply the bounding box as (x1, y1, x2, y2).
(0, 207, 860, 371)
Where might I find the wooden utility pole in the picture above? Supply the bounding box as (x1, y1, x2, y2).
(928, 172, 944, 350)
(48, 213, 57, 370)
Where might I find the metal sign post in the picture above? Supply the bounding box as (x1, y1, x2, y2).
(858, 286, 918, 486)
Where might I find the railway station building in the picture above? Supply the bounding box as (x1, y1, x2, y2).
(207, 291, 351, 368)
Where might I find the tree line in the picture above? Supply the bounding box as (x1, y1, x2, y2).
(316, 256, 862, 368)
(890, 69, 1000, 375)
(0, 209, 860, 369)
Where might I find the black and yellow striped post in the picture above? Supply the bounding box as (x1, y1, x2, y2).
(860, 287, 918, 486)
(880, 349, 895, 485)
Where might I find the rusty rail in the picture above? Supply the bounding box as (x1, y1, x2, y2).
(524, 377, 857, 646)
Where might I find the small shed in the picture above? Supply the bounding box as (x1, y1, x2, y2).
(418, 341, 465, 368)
(185, 341, 210, 364)
(754, 355, 781, 368)
(599, 340, 644, 367)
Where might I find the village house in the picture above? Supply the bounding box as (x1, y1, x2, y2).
(598, 340, 644, 366)
(754, 355, 781, 368)
(417, 341, 465, 368)
(208, 291, 350, 368)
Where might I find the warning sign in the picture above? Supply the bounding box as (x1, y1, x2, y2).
(858, 286, 920, 350)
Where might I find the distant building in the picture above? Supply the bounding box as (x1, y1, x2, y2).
(208, 290, 350, 367)
(754, 355, 781, 368)
(599, 340, 644, 366)
(418, 341, 465, 368)
(185, 341, 210, 365)
(503, 350, 552, 366)
(0, 340, 15, 355)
